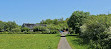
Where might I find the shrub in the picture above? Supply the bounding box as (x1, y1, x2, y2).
(50, 30, 59, 34)
(47, 25, 58, 30)
(68, 28, 74, 34)
(80, 15, 111, 48)
(33, 26, 47, 32)
(33, 31, 42, 34)
(42, 31, 49, 34)
(12, 28, 21, 32)
(21, 27, 30, 32)
(0, 32, 9, 34)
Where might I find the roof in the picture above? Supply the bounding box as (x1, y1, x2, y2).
(22, 23, 46, 29)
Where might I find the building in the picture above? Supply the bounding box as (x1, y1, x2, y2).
(22, 23, 47, 31)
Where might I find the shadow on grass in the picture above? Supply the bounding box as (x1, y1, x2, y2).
(72, 38, 89, 45)
(67, 34, 78, 36)
(65, 34, 78, 37)
(66, 34, 89, 45)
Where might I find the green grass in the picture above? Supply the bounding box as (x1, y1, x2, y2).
(0, 34, 60, 49)
(66, 34, 89, 49)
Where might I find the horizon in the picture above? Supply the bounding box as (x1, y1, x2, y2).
(0, 0, 111, 25)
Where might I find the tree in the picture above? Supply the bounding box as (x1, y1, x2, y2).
(4, 21, 17, 31)
(0, 21, 5, 32)
(80, 15, 111, 49)
(40, 19, 53, 24)
(21, 27, 30, 32)
(67, 11, 90, 34)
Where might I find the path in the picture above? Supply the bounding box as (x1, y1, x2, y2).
(57, 32, 72, 49)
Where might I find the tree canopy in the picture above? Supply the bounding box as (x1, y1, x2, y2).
(67, 11, 90, 34)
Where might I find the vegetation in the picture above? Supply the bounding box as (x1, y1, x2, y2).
(38, 18, 68, 34)
(66, 34, 89, 49)
(0, 10, 111, 49)
(0, 18, 68, 34)
(21, 27, 30, 32)
(80, 15, 111, 49)
(67, 11, 90, 34)
(0, 34, 60, 49)
(40, 18, 68, 31)
(67, 11, 111, 49)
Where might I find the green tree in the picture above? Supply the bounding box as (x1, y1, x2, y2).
(80, 15, 111, 49)
(21, 27, 30, 32)
(40, 19, 53, 24)
(67, 11, 90, 34)
(0, 21, 5, 31)
(4, 21, 17, 31)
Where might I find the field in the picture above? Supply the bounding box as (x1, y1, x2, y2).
(0, 34, 60, 49)
(66, 35, 89, 49)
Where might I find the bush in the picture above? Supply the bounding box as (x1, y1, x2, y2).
(0, 32, 9, 34)
(12, 28, 21, 32)
(68, 28, 74, 34)
(33, 31, 42, 34)
(33, 26, 47, 32)
(47, 25, 58, 30)
(50, 30, 59, 34)
(80, 15, 111, 49)
(21, 27, 30, 32)
(41, 31, 49, 34)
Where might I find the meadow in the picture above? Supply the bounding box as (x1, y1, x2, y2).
(66, 35, 89, 49)
(0, 34, 60, 49)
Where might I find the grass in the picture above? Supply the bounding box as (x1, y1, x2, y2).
(0, 34, 60, 49)
(66, 34, 89, 49)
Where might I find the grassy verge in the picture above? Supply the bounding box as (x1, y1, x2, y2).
(0, 34, 60, 49)
(66, 34, 89, 49)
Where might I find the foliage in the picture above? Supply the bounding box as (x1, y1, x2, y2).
(0, 21, 5, 31)
(39, 18, 68, 34)
(4, 21, 18, 32)
(80, 15, 111, 49)
(40, 18, 65, 25)
(33, 26, 47, 32)
(40, 18, 68, 31)
(21, 27, 30, 32)
(12, 27, 21, 32)
(67, 11, 90, 34)
(68, 28, 74, 34)
(49, 30, 59, 34)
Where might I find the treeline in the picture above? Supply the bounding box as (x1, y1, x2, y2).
(33, 18, 68, 34)
(0, 18, 68, 34)
(40, 18, 68, 31)
(67, 11, 111, 49)
(0, 21, 21, 33)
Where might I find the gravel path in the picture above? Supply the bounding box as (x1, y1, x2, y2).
(57, 32, 72, 49)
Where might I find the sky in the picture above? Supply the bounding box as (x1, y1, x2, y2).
(0, 0, 111, 25)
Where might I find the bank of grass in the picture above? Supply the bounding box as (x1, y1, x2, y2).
(66, 34, 89, 49)
(0, 34, 60, 49)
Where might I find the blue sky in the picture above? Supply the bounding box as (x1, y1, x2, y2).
(0, 0, 111, 25)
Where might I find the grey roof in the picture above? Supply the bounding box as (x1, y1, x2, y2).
(22, 23, 46, 29)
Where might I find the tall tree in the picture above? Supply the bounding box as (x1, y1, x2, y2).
(67, 11, 90, 34)
(0, 21, 5, 31)
(4, 21, 17, 31)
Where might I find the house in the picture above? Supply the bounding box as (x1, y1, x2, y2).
(22, 23, 47, 31)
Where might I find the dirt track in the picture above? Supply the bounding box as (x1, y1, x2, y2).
(57, 32, 72, 49)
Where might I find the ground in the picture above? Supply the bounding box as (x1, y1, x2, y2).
(66, 34, 89, 49)
(58, 32, 72, 49)
(0, 34, 60, 49)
